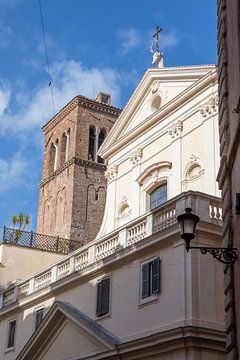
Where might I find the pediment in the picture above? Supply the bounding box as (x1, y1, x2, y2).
(17, 301, 119, 360)
(99, 65, 217, 159)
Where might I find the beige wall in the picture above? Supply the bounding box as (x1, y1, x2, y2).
(0, 244, 64, 289)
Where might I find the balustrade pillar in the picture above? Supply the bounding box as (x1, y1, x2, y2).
(119, 228, 127, 247)
(146, 214, 153, 236)
(69, 256, 75, 273)
(88, 245, 95, 264)
(51, 266, 58, 283)
(28, 278, 35, 294)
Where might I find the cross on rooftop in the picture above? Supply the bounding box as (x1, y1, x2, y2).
(153, 26, 163, 52)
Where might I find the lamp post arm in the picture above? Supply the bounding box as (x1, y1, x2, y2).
(187, 246, 238, 265)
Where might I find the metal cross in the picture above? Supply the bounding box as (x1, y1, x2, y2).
(153, 26, 163, 52)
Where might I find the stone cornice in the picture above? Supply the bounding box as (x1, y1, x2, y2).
(100, 70, 217, 159)
(39, 157, 106, 187)
(99, 65, 217, 157)
(42, 95, 121, 135)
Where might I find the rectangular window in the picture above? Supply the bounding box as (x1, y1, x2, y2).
(141, 257, 161, 300)
(96, 277, 110, 317)
(6, 320, 16, 350)
(35, 308, 44, 331)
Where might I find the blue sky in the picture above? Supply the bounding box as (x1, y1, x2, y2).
(0, 0, 217, 234)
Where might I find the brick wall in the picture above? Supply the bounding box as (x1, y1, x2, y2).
(37, 96, 120, 243)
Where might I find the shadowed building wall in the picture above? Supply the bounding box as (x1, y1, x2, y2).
(217, 0, 240, 358)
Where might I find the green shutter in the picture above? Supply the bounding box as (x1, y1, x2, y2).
(142, 263, 149, 299)
(152, 257, 161, 294)
(96, 278, 110, 316)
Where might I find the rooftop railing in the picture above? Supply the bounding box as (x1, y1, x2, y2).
(2, 227, 82, 255)
(0, 191, 222, 309)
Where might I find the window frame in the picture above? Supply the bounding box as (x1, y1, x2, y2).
(88, 126, 96, 161)
(5, 318, 17, 353)
(34, 307, 44, 331)
(96, 276, 111, 319)
(139, 256, 161, 306)
(150, 183, 167, 210)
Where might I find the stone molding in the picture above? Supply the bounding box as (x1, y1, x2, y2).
(200, 95, 218, 118)
(168, 120, 183, 139)
(184, 154, 205, 181)
(39, 157, 106, 187)
(100, 69, 217, 160)
(42, 96, 121, 135)
(129, 148, 143, 165)
(105, 165, 118, 182)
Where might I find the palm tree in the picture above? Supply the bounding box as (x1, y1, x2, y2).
(11, 215, 17, 229)
(11, 212, 31, 243)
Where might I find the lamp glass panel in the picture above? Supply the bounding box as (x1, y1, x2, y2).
(183, 219, 195, 235)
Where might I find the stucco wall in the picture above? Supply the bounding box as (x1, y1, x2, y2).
(0, 244, 64, 289)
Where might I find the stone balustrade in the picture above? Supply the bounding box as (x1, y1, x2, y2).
(0, 191, 222, 309)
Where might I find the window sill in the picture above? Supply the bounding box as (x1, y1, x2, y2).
(138, 294, 159, 308)
(5, 347, 15, 353)
(95, 313, 111, 321)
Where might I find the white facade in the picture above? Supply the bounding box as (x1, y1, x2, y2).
(99, 65, 220, 236)
(0, 65, 226, 360)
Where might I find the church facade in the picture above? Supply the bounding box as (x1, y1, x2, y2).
(0, 64, 226, 359)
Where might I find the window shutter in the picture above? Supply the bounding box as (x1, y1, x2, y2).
(152, 257, 161, 294)
(96, 278, 110, 317)
(142, 263, 149, 299)
(35, 309, 44, 330)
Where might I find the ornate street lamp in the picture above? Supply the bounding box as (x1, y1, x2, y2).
(177, 208, 237, 265)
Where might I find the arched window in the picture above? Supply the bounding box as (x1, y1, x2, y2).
(53, 140, 59, 171)
(60, 134, 67, 166)
(65, 129, 70, 162)
(88, 126, 95, 161)
(150, 183, 167, 210)
(60, 129, 70, 165)
(49, 141, 58, 174)
(97, 129, 106, 163)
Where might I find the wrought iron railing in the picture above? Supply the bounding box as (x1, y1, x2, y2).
(2, 226, 82, 254)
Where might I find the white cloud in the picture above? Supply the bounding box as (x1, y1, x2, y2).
(0, 60, 122, 136)
(118, 28, 141, 55)
(0, 156, 28, 192)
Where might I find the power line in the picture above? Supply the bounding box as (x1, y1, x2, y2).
(38, 0, 56, 115)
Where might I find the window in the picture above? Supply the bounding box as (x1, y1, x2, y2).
(88, 126, 96, 161)
(35, 308, 44, 331)
(141, 257, 161, 300)
(97, 129, 106, 163)
(6, 319, 16, 351)
(96, 277, 110, 317)
(150, 184, 167, 210)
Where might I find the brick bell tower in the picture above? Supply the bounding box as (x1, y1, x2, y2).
(37, 93, 121, 245)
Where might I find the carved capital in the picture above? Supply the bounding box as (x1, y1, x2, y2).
(168, 120, 183, 139)
(130, 148, 143, 165)
(105, 165, 118, 182)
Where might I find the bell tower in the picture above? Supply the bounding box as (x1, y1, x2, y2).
(36, 93, 121, 245)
